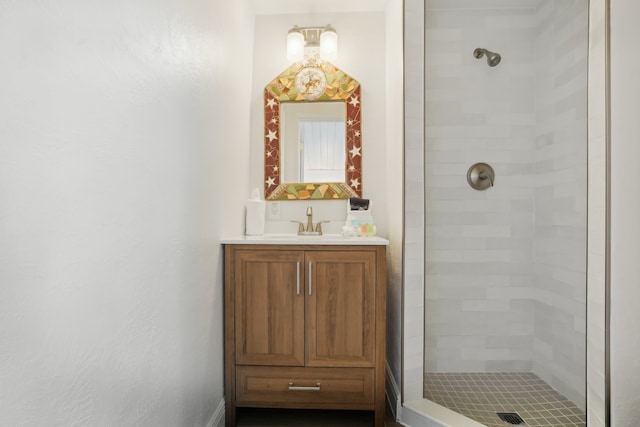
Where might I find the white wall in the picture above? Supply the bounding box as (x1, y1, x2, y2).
(249, 12, 390, 237)
(0, 0, 253, 425)
(610, 1, 640, 425)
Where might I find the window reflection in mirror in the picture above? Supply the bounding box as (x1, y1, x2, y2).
(280, 102, 346, 183)
(300, 120, 345, 182)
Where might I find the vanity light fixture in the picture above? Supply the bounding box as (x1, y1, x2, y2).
(319, 25, 337, 61)
(287, 26, 305, 62)
(286, 25, 338, 62)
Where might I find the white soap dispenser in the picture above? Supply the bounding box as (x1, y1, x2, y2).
(245, 188, 265, 236)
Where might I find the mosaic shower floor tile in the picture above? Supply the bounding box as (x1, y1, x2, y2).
(424, 372, 586, 427)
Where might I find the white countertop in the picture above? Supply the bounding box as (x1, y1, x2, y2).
(221, 234, 389, 246)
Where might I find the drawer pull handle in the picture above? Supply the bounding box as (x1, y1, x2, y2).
(296, 261, 301, 295)
(288, 382, 321, 391)
(308, 262, 312, 295)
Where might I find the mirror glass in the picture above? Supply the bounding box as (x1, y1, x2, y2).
(280, 102, 346, 183)
(263, 62, 362, 200)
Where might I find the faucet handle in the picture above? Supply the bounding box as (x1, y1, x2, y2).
(291, 221, 305, 233)
(314, 221, 330, 236)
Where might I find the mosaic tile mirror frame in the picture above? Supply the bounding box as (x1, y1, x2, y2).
(263, 61, 362, 200)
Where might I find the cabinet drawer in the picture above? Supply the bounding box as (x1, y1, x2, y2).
(236, 366, 374, 405)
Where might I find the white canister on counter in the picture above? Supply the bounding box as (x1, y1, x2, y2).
(245, 188, 265, 235)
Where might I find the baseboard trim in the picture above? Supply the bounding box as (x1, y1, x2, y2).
(385, 362, 402, 421)
(206, 399, 225, 427)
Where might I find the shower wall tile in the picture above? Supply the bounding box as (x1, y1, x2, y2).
(533, 0, 588, 409)
(486, 360, 533, 372)
(424, 1, 588, 410)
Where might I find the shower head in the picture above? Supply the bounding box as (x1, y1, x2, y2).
(473, 48, 501, 67)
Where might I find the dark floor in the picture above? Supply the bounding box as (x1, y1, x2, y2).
(235, 407, 403, 427)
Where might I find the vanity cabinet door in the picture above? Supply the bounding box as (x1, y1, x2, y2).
(304, 251, 376, 368)
(234, 250, 305, 366)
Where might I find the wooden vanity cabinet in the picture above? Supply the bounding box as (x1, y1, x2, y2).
(224, 244, 386, 427)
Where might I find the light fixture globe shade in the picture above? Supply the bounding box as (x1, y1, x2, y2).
(320, 27, 338, 61)
(287, 29, 304, 62)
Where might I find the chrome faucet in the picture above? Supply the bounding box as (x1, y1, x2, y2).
(292, 206, 329, 236)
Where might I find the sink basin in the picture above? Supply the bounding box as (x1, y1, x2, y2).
(258, 233, 330, 241)
(260, 233, 316, 239)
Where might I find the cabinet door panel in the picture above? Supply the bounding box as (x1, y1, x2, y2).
(305, 251, 376, 367)
(235, 250, 305, 366)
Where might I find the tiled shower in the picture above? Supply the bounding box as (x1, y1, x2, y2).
(423, 0, 588, 424)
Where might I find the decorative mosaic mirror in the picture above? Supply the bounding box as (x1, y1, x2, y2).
(263, 62, 362, 200)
